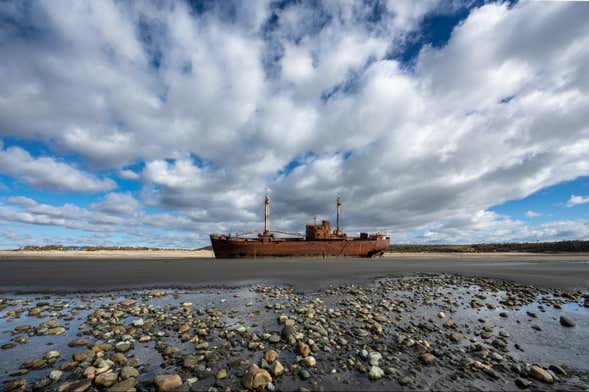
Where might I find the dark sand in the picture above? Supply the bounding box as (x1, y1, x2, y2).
(0, 253, 588, 293)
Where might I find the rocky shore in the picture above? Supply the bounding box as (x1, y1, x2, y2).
(1, 275, 588, 391)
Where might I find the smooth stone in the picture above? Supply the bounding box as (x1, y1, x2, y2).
(368, 366, 384, 380)
(515, 378, 532, 389)
(298, 368, 311, 380)
(121, 366, 139, 380)
(242, 365, 273, 389)
(368, 352, 382, 366)
(115, 342, 132, 353)
(50, 370, 63, 381)
(154, 374, 183, 392)
(57, 380, 92, 392)
(95, 372, 118, 388)
(297, 341, 311, 357)
(303, 356, 316, 367)
(107, 378, 137, 392)
(549, 364, 567, 376)
(559, 316, 575, 327)
(270, 361, 285, 377)
(68, 338, 89, 347)
(264, 350, 278, 364)
(216, 369, 227, 380)
(529, 364, 554, 384)
(399, 376, 412, 386)
(4, 379, 26, 392)
(419, 353, 436, 365)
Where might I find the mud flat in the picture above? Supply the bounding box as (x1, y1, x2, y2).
(0, 275, 588, 391)
(0, 253, 588, 293)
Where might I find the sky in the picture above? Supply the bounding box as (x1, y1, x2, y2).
(1, 0, 589, 249)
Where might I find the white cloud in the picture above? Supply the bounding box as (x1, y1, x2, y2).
(526, 210, 541, 217)
(119, 169, 139, 180)
(566, 195, 589, 207)
(0, 1, 589, 247)
(0, 143, 116, 193)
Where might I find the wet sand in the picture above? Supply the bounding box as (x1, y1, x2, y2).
(0, 253, 588, 293)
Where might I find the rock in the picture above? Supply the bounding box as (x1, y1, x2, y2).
(50, 370, 63, 381)
(437, 311, 445, 319)
(264, 349, 278, 364)
(419, 353, 436, 365)
(115, 342, 132, 353)
(303, 356, 316, 367)
(216, 369, 227, 380)
(139, 335, 151, 343)
(110, 353, 127, 365)
(281, 325, 296, 344)
(368, 352, 382, 366)
(298, 368, 311, 380)
(44, 351, 61, 360)
(32, 377, 52, 390)
(399, 376, 412, 386)
(529, 364, 554, 384)
(515, 378, 532, 389)
(369, 366, 384, 380)
(296, 341, 311, 357)
(1, 343, 16, 350)
(84, 366, 96, 379)
(559, 316, 575, 327)
(57, 380, 92, 392)
(449, 332, 462, 343)
(549, 364, 567, 376)
(3, 379, 26, 392)
(68, 338, 89, 347)
(73, 350, 95, 362)
(182, 356, 198, 369)
(154, 374, 183, 392)
(121, 366, 139, 380)
(95, 372, 118, 388)
(242, 365, 273, 389)
(107, 378, 137, 392)
(270, 361, 284, 377)
(47, 327, 66, 335)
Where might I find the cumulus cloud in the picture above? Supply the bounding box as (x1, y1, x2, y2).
(566, 195, 589, 207)
(0, 142, 116, 193)
(0, 0, 589, 246)
(526, 210, 541, 218)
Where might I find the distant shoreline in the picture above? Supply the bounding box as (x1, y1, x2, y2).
(0, 249, 214, 259)
(2, 249, 589, 260)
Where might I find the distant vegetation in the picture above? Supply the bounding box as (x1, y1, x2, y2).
(388, 240, 589, 253)
(18, 245, 191, 251)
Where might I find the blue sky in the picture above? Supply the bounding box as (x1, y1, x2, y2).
(1, 0, 589, 248)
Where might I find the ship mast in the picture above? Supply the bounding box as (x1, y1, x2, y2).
(336, 195, 342, 235)
(264, 190, 270, 234)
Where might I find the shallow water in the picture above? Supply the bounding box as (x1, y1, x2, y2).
(0, 276, 587, 391)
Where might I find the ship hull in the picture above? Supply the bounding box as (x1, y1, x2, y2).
(210, 236, 390, 258)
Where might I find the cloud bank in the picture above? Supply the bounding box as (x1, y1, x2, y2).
(0, 0, 588, 247)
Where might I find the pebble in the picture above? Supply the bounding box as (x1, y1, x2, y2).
(559, 316, 575, 327)
(95, 372, 118, 388)
(369, 366, 384, 380)
(419, 353, 436, 365)
(154, 374, 183, 392)
(242, 365, 273, 389)
(529, 364, 554, 384)
(50, 370, 63, 381)
(270, 361, 285, 377)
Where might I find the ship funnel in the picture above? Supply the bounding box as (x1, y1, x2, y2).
(336, 195, 342, 234)
(264, 190, 270, 234)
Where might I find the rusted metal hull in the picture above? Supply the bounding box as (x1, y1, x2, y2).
(210, 235, 390, 258)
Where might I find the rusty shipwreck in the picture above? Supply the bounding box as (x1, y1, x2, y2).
(209, 194, 390, 258)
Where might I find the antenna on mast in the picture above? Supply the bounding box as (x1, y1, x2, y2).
(336, 194, 342, 235)
(264, 188, 270, 234)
